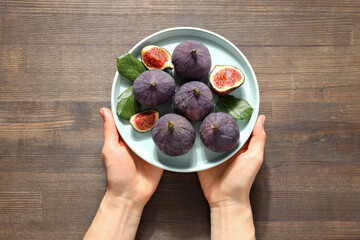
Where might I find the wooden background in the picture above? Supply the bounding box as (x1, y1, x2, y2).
(1, 0, 359, 239)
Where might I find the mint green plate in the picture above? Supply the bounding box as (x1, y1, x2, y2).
(111, 27, 259, 173)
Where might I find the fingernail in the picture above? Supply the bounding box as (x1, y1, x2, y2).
(99, 109, 105, 119)
(262, 115, 266, 126)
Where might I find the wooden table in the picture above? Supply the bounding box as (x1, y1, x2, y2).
(1, 1, 359, 239)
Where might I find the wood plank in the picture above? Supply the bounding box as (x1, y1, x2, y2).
(255, 221, 360, 239)
(354, 15, 360, 46)
(0, 44, 359, 103)
(0, 173, 106, 192)
(244, 46, 360, 74)
(0, 8, 357, 46)
(271, 102, 360, 125)
(251, 191, 360, 221)
(252, 165, 360, 193)
(0, 14, 2, 45)
(136, 222, 210, 240)
(0, 45, 25, 73)
(0, 73, 113, 102)
(0, 192, 43, 223)
(1, 0, 360, 239)
(1, 0, 360, 15)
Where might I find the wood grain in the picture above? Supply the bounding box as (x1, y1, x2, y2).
(0, 0, 359, 239)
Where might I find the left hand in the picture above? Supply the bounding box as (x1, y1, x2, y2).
(198, 115, 266, 208)
(100, 107, 163, 209)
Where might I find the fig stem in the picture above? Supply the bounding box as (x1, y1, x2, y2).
(193, 88, 200, 95)
(191, 49, 197, 57)
(150, 81, 156, 87)
(168, 121, 174, 129)
(210, 123, 219, 132)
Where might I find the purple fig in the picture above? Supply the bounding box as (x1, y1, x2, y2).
(199, 112, 239, 152)
(133, 69, 175, 106)
(174, 81, 213, 121)
(172, 40, 211, 80)
(152, 113, 195, 156)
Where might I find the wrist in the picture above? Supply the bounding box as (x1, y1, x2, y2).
(209, 196, 251, 210)
(210, 200, 255, 240)
(103, 190, 144, 218)
(84, 191, 144, 240)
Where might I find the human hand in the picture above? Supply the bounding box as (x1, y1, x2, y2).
(85, 108, 163, 240)
(198, 115, 266, 208)
(100, 107, 163, 209)
(197, 115, 266, 240)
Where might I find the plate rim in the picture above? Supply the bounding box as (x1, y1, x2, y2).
(111, 26, 259, 173)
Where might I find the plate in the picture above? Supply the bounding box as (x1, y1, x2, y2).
(111, 27, 259, 173)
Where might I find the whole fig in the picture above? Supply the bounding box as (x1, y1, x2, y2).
(133, 69, 175, 106)
(174, 81, 213, 121)
(152, 113, 195, 156)
(172, 40, 211, 80)
(199, 112, 239, 152)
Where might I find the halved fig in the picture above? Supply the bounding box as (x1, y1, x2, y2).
(209, 65, 245, 96)
(130, 110, 159, 133)
(141, 45, 174, 70)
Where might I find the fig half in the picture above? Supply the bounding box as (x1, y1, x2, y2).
(209, 65, 245, 96)
(141, 45, 174, 70)
(130, 110, 159, 133)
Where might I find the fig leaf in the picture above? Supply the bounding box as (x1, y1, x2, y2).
(117, 53, 146, 82)
(116, 86, 141, 120)
(215, 95, 253, 120)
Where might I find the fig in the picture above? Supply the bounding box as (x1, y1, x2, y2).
(129, 110, 159, 133)
(133, 69, 175, 106)
(141, 45, 174, 70)
(209, 65, 245, 96)
(172, 40, 211, 80)
(199, 112, 239, 152)
(174, 81, 213, 121)
(152, 113, 195, 156)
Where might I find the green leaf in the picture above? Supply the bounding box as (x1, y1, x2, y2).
(215, 95, 254, 120)
(116, 86, 141, 120)
(117, 53, 146, 82)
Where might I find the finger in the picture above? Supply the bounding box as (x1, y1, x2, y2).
(100, 107, 120, 148)
(118, 132, 127, 147)
(247, 115, 266, 158)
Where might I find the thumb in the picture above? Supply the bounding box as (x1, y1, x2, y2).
(247, 115, 266, 159)
(100, 107, 119, 148)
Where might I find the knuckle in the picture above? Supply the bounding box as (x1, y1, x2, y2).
(102, 146, 111, 157)
(262, 131, 267, 140)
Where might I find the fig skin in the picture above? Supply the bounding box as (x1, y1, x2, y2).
(174, 81, 213, 121)
(129, 110, 159, 133)
(141, 45, 174, 70)
(172, 40, 211, 80)
(152, 113, 195, 156)
(210, 65, 245, 96)
(133, 69, 175, 106)
(199, 112, 240, 152)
